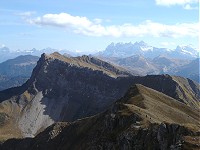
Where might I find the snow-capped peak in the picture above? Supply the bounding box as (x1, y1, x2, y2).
(0, 46, 10, 52)
(173, 45, 198, 58)
(176, 45, 198, 52)
(133, 41, 153, 51)
(100, 41, 199, 59)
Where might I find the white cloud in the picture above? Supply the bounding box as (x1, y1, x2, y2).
(155, 0, 198, 6)
(1, 44, 5, 48)
(27, 13, 199, 38)
(183, 4, 198, 9)
(160, 42, 176, 47)
(16, 11, 36, 17)
(93, 18, 102, 24)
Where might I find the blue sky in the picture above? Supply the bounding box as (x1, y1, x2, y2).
(0, 0, 199, 52)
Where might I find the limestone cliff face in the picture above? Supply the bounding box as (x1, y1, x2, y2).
(0, 53, 133, 138)
(1, 84, 199, 150)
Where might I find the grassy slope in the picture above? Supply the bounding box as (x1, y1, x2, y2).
(124, 84, 200, 130)
(2, 84, 198, 149)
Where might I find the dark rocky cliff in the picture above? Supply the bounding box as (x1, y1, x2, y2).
(0, 53, 134, 138)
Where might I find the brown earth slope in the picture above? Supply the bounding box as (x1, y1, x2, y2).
(132, 75, 200, 109)
(1, 84, 199, 150)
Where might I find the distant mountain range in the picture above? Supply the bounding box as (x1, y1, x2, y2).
(0, 41, 198, 84)
(0, 55, 39, 91)
(92, 41, 199, 83)
(0, 52, 198, 92)
(0, 41, 199, 63)
(97, 41, 199, 59)
(0, 47, 81, 63)
(97, 55, 199, 83)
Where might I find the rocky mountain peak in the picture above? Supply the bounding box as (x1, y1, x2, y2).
(98, 41, 198, 59)
(134, 40, 149, 47)
(176, 45, 197, 51)
(0, 52, 135, 138)
(0, 47, 10, 53)
(175, 45, 199, 57)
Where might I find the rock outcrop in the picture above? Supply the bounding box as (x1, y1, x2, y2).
(1, 84, 199, 150)
(0, 53, 133, 139)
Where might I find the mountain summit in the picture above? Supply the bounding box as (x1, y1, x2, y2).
(0, 52, 133, 139)
(98, 41, 199, 59)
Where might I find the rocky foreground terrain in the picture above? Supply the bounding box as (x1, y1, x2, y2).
(1, 84, 200, 150)
(0, 52, 199, 149)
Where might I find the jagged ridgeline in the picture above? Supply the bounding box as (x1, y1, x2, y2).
(0, 52, 134, 139)
(1, 85, 200, 149)
(0, 52, 199, 149)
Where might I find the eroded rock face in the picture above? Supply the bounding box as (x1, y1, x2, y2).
(0, 121, 196, 150)
(0, 53, 134, 138)
(0, 106, 198, 150)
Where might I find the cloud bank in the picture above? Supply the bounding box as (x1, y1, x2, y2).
(16, 11, 36, 17)
(155, 0, 198, 6)
(155, 0, 199, 10)
(27, 13, 199, 38)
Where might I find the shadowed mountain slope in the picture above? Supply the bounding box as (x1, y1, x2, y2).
(0, 53, 133, 139)
(1, 84, 199, 150)
(131, 75, 200, 109)
(175, 58, 199, 83)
